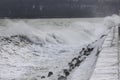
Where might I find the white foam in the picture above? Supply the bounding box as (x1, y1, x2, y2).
(0, 15, 120, 80)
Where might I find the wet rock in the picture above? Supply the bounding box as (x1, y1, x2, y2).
(83, 51, 89, 56)
(41, 76, 45, 79)
(63, 69, 69, 76)
(96, 51, 100, 56)
(72, 57, 77, 62)
(75, 60, 81, 67)
(82, 48, 85, 51)
(100, 35, 106, 38)
(58, 76, 66, 80)
(68, 63, 74, 68)
(48, 71, 53, 77)
(78, 56, 81, 58)
(88, 48, 93, 52)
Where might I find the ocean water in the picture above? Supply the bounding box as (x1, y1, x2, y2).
(0, 15, 119, 80)
(0, 18, 104, 46)
(0, 18, 103, 26)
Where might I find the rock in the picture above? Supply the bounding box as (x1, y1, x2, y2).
(48, 71, 53, 77)
(63, 69, 69, 76)
(41, 76, 45, 79)
(58, 76, 66, 80)
(75, 60, 81, 67)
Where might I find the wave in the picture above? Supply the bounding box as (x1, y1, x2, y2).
(0, 15, 119, 47)
(0, 15, 120, 80)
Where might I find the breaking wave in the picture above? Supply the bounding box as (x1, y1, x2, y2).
(0, 14, 119, 47)
(0, 14, 120, 80)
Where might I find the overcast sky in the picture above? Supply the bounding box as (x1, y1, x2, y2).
(0, 0, 120, 18)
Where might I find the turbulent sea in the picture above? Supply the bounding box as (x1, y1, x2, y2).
(0, 16, 119, 80)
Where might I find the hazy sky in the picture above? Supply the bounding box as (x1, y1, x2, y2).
(0, 0, 120, 18)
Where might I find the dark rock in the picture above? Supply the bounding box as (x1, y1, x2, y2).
(83, 49, 91, 56)
(79, 48, 85, 55)
(72, 57, 77, 62)
(71, 65, 75, 69)
(68, 63, 74, 68)
(48, 72, 53, 77)
(88, 48, 93, 52)
(78, 56, 81, 58)
(41, 76, 45, 79)
(63, 69, 69, 76)
(96, 51, 100, 56)
(100, 35, 106, 38)
(75, 59, 82, 67)
(83, 51, 89, 56)
(58, 76, 66, 80)
(82, 48, 85, 51)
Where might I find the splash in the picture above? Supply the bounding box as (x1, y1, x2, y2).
(0, 15, 119, 80)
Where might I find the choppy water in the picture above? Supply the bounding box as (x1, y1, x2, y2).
(0, 18, 103, 26)
(0, 15, 119, 80)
